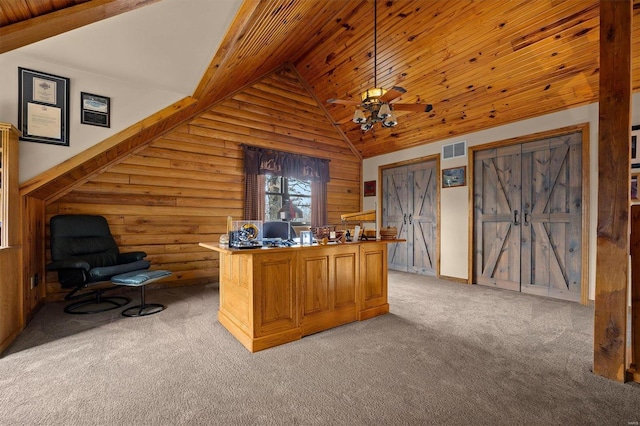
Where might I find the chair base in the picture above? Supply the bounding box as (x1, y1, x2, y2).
(64, 296, 130, 315)
(122, 303, 165, 317)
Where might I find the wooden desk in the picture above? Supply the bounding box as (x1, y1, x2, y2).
(199, 240, 399, 352)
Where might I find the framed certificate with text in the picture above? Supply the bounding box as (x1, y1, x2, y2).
(18, 67, 70, 146)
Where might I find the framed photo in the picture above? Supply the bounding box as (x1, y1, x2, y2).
(442, 166, 466, 188)
(81, 92, 110, 128)
(18, 67, 70, 146)
(633, 175, 639, 201)
(364, 180, 376, 197)
(632, 125, 640, 170)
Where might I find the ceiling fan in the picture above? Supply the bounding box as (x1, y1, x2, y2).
(327, 0, 433, 131)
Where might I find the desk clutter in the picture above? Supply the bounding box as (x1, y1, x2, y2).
(220, 218, 391, 249)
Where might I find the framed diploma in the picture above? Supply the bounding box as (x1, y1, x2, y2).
(18, 67, 70, 146)
(81, 92, 110, 128)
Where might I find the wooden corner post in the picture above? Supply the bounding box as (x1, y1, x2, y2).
(594, 0, 632, 382)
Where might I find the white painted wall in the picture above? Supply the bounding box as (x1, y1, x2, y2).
(364, 95, 640, 300)
(0, 0, 243, 183)
(0, 53, 183, 183)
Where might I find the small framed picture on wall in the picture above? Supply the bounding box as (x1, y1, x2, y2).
(364, 180, 376, 197)
(442, 166, 466, 188)
(81, 92, 111, 128)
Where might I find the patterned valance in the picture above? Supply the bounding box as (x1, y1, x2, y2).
(242, 145, 330, 183)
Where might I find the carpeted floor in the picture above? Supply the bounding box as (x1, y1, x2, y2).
(1, 271, 639, 425)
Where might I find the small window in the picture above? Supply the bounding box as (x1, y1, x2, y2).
(264, 176, 311, 224)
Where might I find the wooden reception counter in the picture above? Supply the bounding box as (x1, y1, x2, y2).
(199, 240, 397, 352)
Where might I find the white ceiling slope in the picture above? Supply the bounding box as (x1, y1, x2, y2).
(15, 0, 244, 96)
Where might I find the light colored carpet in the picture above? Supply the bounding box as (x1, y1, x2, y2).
(1, 271, 639, 425)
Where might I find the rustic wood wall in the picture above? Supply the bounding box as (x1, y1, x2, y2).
(44, 65, 361, 298)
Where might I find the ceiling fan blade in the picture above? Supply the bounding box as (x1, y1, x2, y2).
(393, 103, 433, 113)
(334, 115, 354, 125)
(379, 86, 407, 103)
(327, 98, 360, 106)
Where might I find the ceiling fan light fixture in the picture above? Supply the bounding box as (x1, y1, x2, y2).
(327, 0, 432, 132)
(361, 120, 374, 132)
(361, 87, 386, 103)
(352, 108, 367, 124)
(378, 102, 392, 119)
(382, 111, 398, 127)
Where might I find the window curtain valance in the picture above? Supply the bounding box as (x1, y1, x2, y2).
(242, 145, 330, 183)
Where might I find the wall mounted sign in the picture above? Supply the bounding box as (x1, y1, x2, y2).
(81, 92, 110, 128)
(442, 166, 466, 188)
(18, 67, 70, 146)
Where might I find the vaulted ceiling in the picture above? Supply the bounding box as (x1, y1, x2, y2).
(2, 0, 639, 161)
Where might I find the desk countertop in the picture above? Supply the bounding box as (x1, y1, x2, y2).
(199, 239, 405, 254)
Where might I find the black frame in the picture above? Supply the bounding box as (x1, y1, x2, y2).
(632, 124, 640, 170)
(18, 67, 70, 146)
(81, 92, 110, 128)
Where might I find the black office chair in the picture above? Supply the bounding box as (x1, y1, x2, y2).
(263, 221, 297, 240)
(47, 214, 151, 314)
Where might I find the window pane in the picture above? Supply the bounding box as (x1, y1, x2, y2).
(265, 175, 282, 194)
(288, 178, 311, 196)
(265, 194, 283, 222)
(263, 176, 312, 224)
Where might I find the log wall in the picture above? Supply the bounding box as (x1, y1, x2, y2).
(44, 66, 361, 298)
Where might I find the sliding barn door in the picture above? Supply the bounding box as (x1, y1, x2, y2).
(473, 132, 582, 302)
(383, 166, 409, 271)
(382, 159, 437, 276)
(408, 161, 437, 275)
(474, 145, 522, 291)
(520, 134, 582, 301)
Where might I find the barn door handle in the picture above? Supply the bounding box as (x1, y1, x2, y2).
(404, 213, 407, 225)
(513, 210, 520, 226)
(409, 214, 413, 224)
(524, 211, 530, 226)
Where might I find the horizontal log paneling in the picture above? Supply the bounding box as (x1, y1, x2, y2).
(44, 65, 360, 299)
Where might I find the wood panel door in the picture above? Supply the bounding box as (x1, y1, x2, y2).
(382, 159, 438, 276)
(473, 132, 582, 302)
(474, 145, 522, 291)
(408, 161, 437, 275)
(383, 165, 409, 271)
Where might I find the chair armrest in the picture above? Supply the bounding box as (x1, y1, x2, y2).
(46, 259, 91, 272)
(117, 251, 147, 263)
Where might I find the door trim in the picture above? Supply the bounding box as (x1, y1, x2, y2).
(468, 123, 590, 304)
(378, 154, 441, 277)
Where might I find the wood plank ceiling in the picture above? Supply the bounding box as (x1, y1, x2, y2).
(3, 0, 640, 163)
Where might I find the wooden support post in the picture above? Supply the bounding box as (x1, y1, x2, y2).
(630, 206, 640, 382)
(594, 0, 632, 382)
